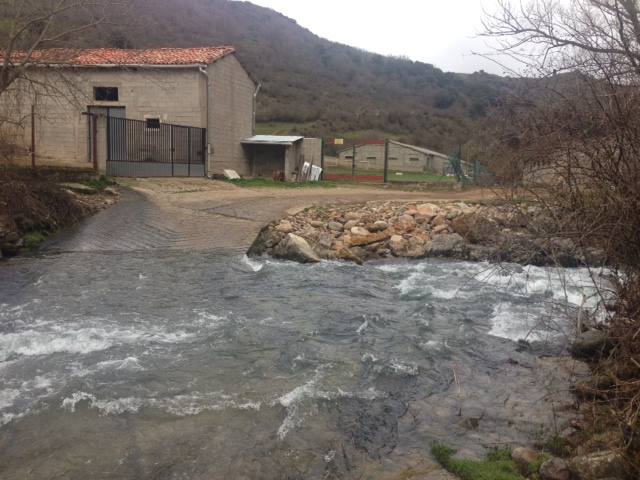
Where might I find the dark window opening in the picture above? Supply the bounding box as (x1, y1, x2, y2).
(94, 87, 119, 102)
(366, 156, 377, 160)
(345, 155, 354, 159)
(146, 118, 161, 129)
(409, 157, 420, 162)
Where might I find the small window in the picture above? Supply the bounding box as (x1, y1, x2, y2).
(409, 157, 420, 162)
(94, 87, 119, 102)
(345, 155, 354, 159)
(145, 117, 161, 129)
(366, 156, 377, 160)
(389, 157, 399, 161)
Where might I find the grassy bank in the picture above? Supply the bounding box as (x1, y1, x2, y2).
(0, 167, 116, 257)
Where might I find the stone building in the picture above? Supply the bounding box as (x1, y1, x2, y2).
(1, 46, 320, 179)
(336, 140, 451, 174)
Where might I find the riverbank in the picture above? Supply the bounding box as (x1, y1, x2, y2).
(0, 168, 119, 258)
(248, 200, 606, 267)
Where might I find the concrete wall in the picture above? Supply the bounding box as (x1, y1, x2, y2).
(207, 55, 255, 177)
(335, 143, 450, 174)
(0, 68, 207, 171)
(301, 138, 322, 168)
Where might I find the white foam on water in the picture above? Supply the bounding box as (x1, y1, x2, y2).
(488, 303, 563, 342)
(241, 255, 264, 272)
(356, 319, 369, 335)
(0, 389, 20, 410)
(0, 324, 198, 362)
(96, 357, 144, 372)
(275, 372, 385, 440)
(474, 265, 611, 308)
(61, 391, 262, 417)
(386, 360, 419, 376)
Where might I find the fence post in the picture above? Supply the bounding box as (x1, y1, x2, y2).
(30, 104, 36, 169)
(320, 138, 325, 181)
(188, 128, 192, 177)
(351, 144, 356, 181)
(106, 110, 111, 164)
(383, 139, 389, 184)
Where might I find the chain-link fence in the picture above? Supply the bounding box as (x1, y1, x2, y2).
(321, 138, 487, 185)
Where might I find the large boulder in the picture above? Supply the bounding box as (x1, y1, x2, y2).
(389, 235, 426, 258)
(511, 447, 541, 471)
(451, 212, 498, 244)
(273, 234, 321, 263)
(247, 224, 284, 256)
(568, 450, 627, 480)
(425, 233, 466, 258)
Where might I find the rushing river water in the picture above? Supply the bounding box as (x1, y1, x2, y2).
(0, 250, 607, 479)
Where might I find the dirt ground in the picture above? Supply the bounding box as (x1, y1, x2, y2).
(53, 178, 496, 254)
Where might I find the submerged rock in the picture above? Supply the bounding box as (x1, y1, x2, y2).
(273, 234, 321, 263)
(540, 457, 571, 480)
(571, 330, 609, 358)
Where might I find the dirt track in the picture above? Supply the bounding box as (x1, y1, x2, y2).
(52, 178, 495, 253)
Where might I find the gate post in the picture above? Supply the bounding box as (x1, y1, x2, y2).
(188, 128, 192, 177)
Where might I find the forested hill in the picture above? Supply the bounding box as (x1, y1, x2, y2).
(94, 0, 518, 151)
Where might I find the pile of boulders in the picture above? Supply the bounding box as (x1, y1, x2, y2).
(249, 201, 605, 266)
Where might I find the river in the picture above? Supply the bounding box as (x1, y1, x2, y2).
(0, 249, 606, 479)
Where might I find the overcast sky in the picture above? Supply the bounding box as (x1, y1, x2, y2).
(248, 0, 512, 74)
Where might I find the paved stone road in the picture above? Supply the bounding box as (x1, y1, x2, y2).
(52, 178, 494, 254)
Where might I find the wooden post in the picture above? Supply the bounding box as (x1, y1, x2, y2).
(31, 105, 36, 169)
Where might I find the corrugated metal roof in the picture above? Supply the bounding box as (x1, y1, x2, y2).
(242, 135, 304, 145)
(1, 47, 235, 66)
(389, 141, 449, 158)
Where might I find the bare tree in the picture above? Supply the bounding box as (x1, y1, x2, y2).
(0, 0, 132, 95)
(482, 0, 640, 468)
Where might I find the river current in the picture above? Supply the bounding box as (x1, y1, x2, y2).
(0, 251, 607, 478)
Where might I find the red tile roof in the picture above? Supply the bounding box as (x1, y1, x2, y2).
(2, 46, 235, 66)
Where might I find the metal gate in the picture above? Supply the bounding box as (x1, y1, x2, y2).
(106, 117, 207, 177)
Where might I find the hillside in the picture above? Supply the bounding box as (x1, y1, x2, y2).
(91, 0, 517, 152)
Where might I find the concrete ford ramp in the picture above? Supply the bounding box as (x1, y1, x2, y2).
(51, 178, 491, 254)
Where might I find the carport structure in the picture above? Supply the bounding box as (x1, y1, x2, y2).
(241, 135, 304, 181)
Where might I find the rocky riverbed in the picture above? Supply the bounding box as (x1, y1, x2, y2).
(249, 200, 606, 267)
